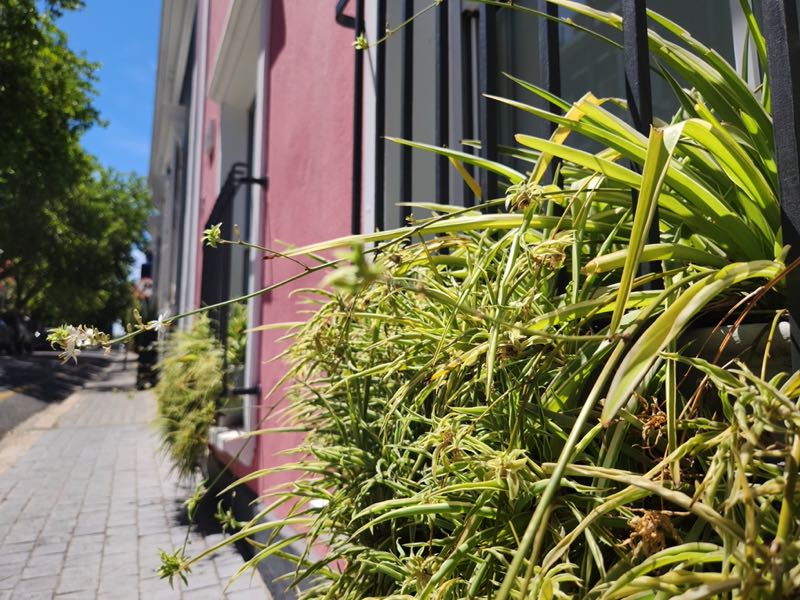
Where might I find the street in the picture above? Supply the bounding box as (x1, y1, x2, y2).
(0, 351, 116, 439)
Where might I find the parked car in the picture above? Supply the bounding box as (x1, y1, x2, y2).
(0, 313, 33, 354)
(30, 325, 53, 352)
(0, 318, 14, 355)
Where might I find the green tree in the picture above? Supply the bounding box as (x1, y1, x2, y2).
(22, 165, 151, 331)
(0, 0, 151, 327)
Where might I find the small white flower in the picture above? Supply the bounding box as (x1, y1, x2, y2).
(58, 326, 93, 362)
(148, 312, 170, 333)
(77, 327, 94, 347)
(57, 326, 81, 363)
(65, 326, 79, 346)
(59, 346, 81, 364)
(50, 324, 110, 364)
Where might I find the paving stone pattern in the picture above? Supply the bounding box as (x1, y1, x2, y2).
(0, 359, 271, 599)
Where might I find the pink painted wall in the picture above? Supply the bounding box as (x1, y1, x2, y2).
(195, 0, 353, 506)
(191, 0, 354, 511)
(254, 0, 354, 502)
(193, 0, 230, 309)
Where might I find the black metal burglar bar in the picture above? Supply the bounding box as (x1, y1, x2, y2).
(435, 0, 450, 205)
(538, 0, 562, 199)
(375, 0, 387, 231)
(762, 0, 800, 370)
(538, 0, 561, 143)
(461, 9, 478, 207)
(353, 0, 365, 234)
(337, 0, 364, 234)
(538, 0, 571, 294)
(201, 162, 267, 397)
(622, 0, 660, 286)
(335, 3, 500, 220)
(478, 3, 498, 205)
(400, 0, 414, 224)
(333, 1, 800, 359)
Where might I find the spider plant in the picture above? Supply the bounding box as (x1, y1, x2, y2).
(155, 307, 248, 477)
(169, 2, 800, 598)
(155, 314, 224, 478)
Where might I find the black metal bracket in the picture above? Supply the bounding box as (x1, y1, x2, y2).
(336, 0, 355, 29)
(231, 385, 261, 397)
(225, 162, 267, 194)
(623, 0, 660, 288)
(237, 176, 268, 189)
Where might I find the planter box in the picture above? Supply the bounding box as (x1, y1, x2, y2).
(681, 320, 791, 377)
(678, 320, 791, 413)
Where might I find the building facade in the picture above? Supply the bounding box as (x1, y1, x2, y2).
(149, 1, 762, 590)
(149, 0, 355, 514)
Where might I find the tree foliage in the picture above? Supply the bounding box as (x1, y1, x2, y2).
(0, 0, 150, 329)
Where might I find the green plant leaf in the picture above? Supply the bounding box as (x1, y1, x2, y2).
(608, 126, 677, 334)
(386, 137, 525, 185)
(602, 260, 781, 425)
(584, 243, 727, 273)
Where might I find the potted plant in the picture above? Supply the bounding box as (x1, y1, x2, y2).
(154, 314, 224, 478)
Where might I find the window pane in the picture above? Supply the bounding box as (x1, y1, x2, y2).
(496, 0, 738, 153)
(649, 0, 735, 120)
(384, 0, 403, 230)
(496, 1, 541, 163)
(411, 0, 437, 207)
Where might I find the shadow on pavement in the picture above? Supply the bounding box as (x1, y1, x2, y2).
(0, 350, 111, 438)
(0, 351, 110, 404)
(169, 493, 256, 561)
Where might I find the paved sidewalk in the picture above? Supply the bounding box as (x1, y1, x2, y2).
(0, 357, 271, 599)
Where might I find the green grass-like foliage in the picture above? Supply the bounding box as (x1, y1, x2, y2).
(155, 315, 223, 478)
(227, 302, 248, 368)
(186, 2, 800, 598)
(265, 237, 795, 598)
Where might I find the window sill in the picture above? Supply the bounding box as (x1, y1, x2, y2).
(209, 425, 254, 467)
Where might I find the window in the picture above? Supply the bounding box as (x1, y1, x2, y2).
(362, 0, 747, 229)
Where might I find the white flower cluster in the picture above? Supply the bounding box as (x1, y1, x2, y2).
(47, 324, 110, 363)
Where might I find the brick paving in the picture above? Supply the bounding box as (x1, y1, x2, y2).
(0, 357, 271, 599)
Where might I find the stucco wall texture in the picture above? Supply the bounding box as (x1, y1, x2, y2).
(194, 0, 228, 310)
(255, 0, 354, 501)
(192, 1, 354, 510)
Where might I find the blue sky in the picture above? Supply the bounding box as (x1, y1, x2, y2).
(59, 0, 161, 176)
